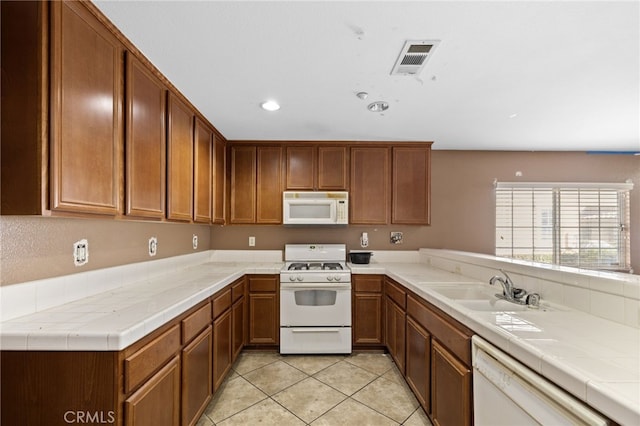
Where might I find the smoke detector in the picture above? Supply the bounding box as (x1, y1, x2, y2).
(391, 40, 440, 75)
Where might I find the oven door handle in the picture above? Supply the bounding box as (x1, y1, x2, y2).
(289, 328, 343, 333)
(280, 283, 351, 290)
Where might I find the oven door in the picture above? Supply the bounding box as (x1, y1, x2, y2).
(280, 284, 351, 327)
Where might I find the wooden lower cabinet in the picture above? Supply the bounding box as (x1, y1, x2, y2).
(385, 296, 406, 373)
(125, 355, 181, 426)
(431, 340, 472, 426)
(213, 309, 232, 391)
(232, 297, 246, 360)
(405, 316, 431, 413)
(247, 275, 279, 346)
(181, 326, 213, 426)
(352, 275, 384, 346)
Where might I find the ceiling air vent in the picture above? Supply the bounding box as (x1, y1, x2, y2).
(391, 40, 440, 76)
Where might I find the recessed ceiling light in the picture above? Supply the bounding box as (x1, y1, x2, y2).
(368, 101, 389, 112)
(261, 100, 280, 111)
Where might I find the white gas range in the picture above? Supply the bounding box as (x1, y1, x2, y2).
(280, 244, 352, 354)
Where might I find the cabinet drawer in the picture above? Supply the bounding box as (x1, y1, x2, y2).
(385, 279, 406, 309)
(213, 288, 232, 318)
(182, 302, 212, 344)
(232, 279, 246, 302)
(249, 276, 277, 292)
(407, 295, 472, 366)
(353, 275, 383, 292)
(124, 324, 181, 393)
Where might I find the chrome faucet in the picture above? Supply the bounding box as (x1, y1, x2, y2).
(489, 270, 524, 303)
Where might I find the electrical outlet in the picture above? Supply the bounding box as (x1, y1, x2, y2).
(149, 236, 158, 257)
(73, 239, 89, 266)
(192, 234, 198, 250)
(249, 236, 256, 247)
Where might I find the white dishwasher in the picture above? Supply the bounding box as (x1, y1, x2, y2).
(472, 336, 609, 426)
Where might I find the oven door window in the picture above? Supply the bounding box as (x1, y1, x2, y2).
(294, 289, 337, 306)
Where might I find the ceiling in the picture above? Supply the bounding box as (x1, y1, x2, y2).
(93, 1, 639, 151)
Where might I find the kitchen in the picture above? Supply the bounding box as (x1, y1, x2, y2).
(1, 1, 639, 425)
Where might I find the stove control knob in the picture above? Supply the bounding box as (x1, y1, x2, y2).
(326, 276, 333, 281)
(289, 276, 296, 282)
(334, 275, 342, 281)
(296, 276, 303, 282)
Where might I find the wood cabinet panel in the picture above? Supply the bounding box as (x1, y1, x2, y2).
(125, 52, 166, 219)
(125, 325, 181, 393)
(167, 93, 194, 221)
(181, 302, 212, 344)
(286, 146, 316, 189)
(248, 276, 278, 292)
(212, 135, 226, 224)
(229, 146, 256, 223)
(50, 0, 123, 215)
(432, 340, 472, 426)
(318, 146, 348, 190)
(181, 327, 213, 426)
(125, 355, 181, 426)
(194, 118, 213, 223)
(385, 296, 406, 373)
(385, 278, 406, 309)
(392, 146, 431, 224)
(248, 293, 279, 345)
(352, 274, 384, 347)
(232, 297, 246, 361)
(406, 316, 431, 413)
(256, 146, 283, 223)
(353, 293, 383, 345)
(212, 288, 232, 319)
(406, 296, 472, 366)
(350, 147, 390, 224)
(213, 309, 232, 391)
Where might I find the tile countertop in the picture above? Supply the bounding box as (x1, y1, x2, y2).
(350, 262, 640, 426)
(1, 251, 638, 424)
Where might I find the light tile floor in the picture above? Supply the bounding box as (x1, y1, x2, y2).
(198, 351, 433, 426)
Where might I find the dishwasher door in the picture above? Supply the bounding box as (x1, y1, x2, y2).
(472, 336, 609, 426)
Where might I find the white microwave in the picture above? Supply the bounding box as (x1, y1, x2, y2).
(283, 191, 348, 225)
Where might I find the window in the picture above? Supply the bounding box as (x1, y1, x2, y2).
(495, 182, 633, 272)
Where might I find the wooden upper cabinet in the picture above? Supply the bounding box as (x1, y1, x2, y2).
(50, 0, 123, 215)
(230, 146, 256, 223)
(285, 145, 348, 190)
(350, 147, 390, 224)
(286, 146, 315, 190)
(193, 118, 213, 223)
(392, 146, 431, 225)
(125, 53, 166, 219)
(167, 93, 194, 221)
(256, 146, 283, 223)
(212, 136, 226, 224)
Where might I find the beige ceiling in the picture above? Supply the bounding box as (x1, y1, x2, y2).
(94, 0, 639, 151)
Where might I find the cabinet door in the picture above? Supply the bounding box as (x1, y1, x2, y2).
(232, 297, 246, 362)
(229, 146, 256, 223)
(406, 316, 431, 413)
(125, 53, 166, 219)
(248, 293, 279, 345)
(392, 146, 430, 224)
(213, 309, 232, 391)
(50, 0, 123, 215)
(286, 146, 315, 190)
(212, 135, 225, 224)
(167, 93, 194, 221)
(125, 355, 180, 426)
(432, 340, 472, 426)
(181, 326, 212, 426)
(256, 146, 283, 223)
(352, 274, 385, 348)
(385, 297, 406, 373)
(350, 147, 390, 224)
(193, 118, 212, 223)
(318, 146, 348, 190)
